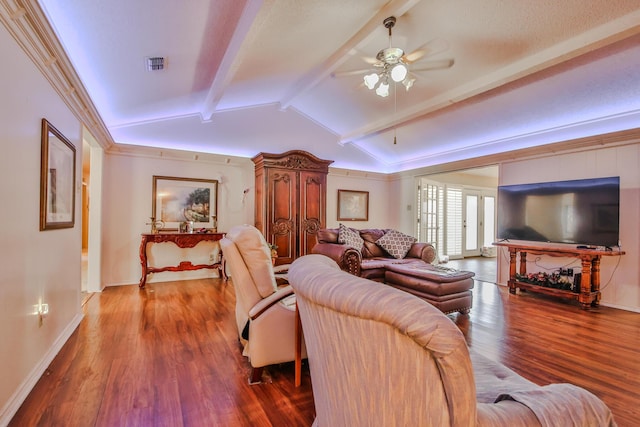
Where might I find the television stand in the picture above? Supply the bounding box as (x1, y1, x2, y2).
(493, 242, 625, 310)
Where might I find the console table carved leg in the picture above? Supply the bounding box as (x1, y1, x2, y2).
(139, 235, 149, 288)
(508, 249, 517, 294)
(591, 257, 601, 306)
(579, 256, 595, 309)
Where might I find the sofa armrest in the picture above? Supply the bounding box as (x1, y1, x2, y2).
(249, 285, 295, 320)
(406, 242, 436, 264)
(312, 242, 362, 276)
(476, 401, 540, 427)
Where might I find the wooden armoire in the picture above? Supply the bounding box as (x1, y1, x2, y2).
(252, 150, 333, 265)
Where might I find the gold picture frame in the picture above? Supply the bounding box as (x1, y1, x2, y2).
(337, 189, 369, 221)
(40, 119, 76, 230)
(152, 176, 218, 231)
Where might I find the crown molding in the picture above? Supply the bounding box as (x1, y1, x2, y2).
(106, 143, 254, 167)
(389, 126, 640, 180)
(0, 0, 113, 149)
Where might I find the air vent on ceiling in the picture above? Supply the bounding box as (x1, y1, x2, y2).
(145, 56, 165, 71)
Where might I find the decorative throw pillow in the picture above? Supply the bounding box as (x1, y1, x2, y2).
(376, 229, 417, 259)
(338, 223, 364, 250)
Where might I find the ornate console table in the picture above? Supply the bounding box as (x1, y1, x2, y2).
(494, 242, 624, 309)
(139, 232, 225, 288)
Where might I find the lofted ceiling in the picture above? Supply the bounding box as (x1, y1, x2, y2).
(37, 0, 640, 173)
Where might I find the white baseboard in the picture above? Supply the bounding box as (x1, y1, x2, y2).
(0, 313, 84, 426)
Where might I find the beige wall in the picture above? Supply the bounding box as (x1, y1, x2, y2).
(326, 169, 390, 230)
(497, 143, 640, 312)
(0, 23, 83, 423)
(101, 148, 255, 287)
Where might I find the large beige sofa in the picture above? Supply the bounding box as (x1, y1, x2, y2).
(289, 254, 616, 426)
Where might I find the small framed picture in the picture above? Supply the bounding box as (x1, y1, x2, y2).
(337, 189, 369, 221)
(40, 119, 76, 230)
(152, 176, 218, 231)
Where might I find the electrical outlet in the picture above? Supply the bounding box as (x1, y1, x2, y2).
(209, 253, 215, 263)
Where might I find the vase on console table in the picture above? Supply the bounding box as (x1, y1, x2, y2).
(148, 217, 165, 234)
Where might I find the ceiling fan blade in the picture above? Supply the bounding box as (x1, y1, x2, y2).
(361, 55, 379, 65)
(404, 38, 450, 63)
(331, 69, 371, 78)
(411, 59, 454, 72)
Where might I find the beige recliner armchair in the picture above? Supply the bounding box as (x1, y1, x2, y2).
(289, 254, 615, 426)
(220, 224, 305, 384)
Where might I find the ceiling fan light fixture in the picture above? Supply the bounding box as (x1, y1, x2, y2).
(376, 81, 390, 97)
(402, 77, 415, 91)
(364, 73, 380, 90)
(391, 63, 408, 82)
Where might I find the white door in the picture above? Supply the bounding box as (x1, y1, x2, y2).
(462, 192, 497, 258)
(445, 187, 463, 259)
(463, 191, 481, 257)
(417, 180, 497, 260)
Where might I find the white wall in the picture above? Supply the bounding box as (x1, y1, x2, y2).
(0, 24, 83, 423)
(326, 169, 391, 230)
(388, 174, 419, 236)
(497, 143, 640, 312)
(102, 149, 255, 287)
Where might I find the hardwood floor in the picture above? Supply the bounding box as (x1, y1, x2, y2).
(10, 275, 640, 426)
(447, 255, 497, 284)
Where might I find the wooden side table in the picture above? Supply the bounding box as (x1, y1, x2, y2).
(494, 241, 624, 309)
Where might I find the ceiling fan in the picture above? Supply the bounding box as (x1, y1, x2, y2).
(333, 16, 454, 97)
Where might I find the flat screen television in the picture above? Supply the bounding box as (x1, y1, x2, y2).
(497, 176, 620, 247)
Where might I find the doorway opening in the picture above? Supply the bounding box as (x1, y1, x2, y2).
(81, 127, 104, 301)
(416, 166, 498, 282)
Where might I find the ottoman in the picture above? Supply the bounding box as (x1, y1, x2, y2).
(384, 264, 475, 314)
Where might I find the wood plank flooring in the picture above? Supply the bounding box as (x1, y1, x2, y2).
(10, 275, 640, 426)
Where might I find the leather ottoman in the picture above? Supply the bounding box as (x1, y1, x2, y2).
(384, 264, 475, 314)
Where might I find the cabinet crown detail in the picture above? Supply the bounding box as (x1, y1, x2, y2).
(252, 150, 333, 172)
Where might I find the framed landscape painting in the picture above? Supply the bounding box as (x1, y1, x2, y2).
(152, 176, 218, 231)
(40, 119, 76, 230)
(337, 189, 369, 221)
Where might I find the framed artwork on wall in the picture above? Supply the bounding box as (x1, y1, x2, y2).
(40, 118, 76, 230)
(152, 176, 218, 231)
(337, 189, 369, 221)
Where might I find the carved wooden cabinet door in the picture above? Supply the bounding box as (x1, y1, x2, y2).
(253, 151, 333, 265)
(266, 167, 297, 264)
(299, 170, 326, 259)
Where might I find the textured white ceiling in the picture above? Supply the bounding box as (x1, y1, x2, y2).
(38, 0, 640, 172)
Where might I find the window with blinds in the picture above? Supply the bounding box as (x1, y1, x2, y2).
(419, 183, 439, 244)
(445, 187, 463, 257)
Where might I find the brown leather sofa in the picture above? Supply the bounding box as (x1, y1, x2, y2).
(312, 228, 437, 281)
